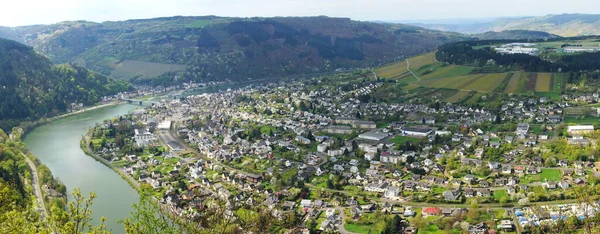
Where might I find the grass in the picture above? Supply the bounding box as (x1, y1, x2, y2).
(504, 71, 522, 93)
(344, 223, 381, 234)
(553, 73, 564, 92)
(415, 74, 482, 90)
(465, 92, 486, 105)
(564, 116, 600, 124)
(407, 52, 437, 71)
(535, 73, 553, 92)
(375, 60, 408, 79)
(110, 60, 186, 80)
(462, 73, 510, 92)
(281, 168, 298, 181)
(390, 135, 422, 145)
(493, 189, 509, 201)
(420, 65, 474, 80)
(535, 92, 562, 100)
(540, 169, 561, 182)
(445, 91, 473, 103)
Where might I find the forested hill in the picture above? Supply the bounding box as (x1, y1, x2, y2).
(0, 16, 467, 85)
(0, 38, 132, 130)
(474, 30, 561, 40)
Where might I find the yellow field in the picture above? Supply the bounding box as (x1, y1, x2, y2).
(462, 73, 509, 92)
(420, 65, 474, 80)
(445, 91, 472, 103)
(504, 72, 521, 93)
(416, 74, 482, 90)
(374, 60, 408, 78)
(407, 52, 437, 71)
(535, 73, 553, 92)
(375, 52, 438, 79)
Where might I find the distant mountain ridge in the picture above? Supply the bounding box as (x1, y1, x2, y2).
(0, 16, 468, 85)
(406, 14, 600, 37)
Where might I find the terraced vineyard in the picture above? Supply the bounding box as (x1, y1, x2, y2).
(375, 52, 565, 103)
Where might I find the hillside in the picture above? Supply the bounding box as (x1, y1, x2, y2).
(475, 30, 561, 40)
(0, 16, 467, 84)
(409, 14, 600, 37)
(0, 38, 131, 130)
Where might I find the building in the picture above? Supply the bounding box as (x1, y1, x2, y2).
(134, 129, 154, 146)
(158, 120, 172, 130)
(402, 127, 433, 137)
(325, 125, 353, 134)
(567, 125, 595, 135)
(295, 136, 311, 145)
(494, 43, 540, 56)
(516, 123, 529, 135)
(352, 120, 377, 129)
(563, 46, 600, 53)
(358, 131, 390, 141)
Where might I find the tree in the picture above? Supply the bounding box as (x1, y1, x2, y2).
(50, 188, 110, 234)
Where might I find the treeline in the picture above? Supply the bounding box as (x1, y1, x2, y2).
(0, 38, 132, 130)
(436, 37, 600, 73)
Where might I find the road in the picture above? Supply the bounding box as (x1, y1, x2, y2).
(22, 153, 49, 220)
(406, 59, 420, 81)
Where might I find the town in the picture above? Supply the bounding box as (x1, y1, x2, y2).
(87, 71, 600, 234)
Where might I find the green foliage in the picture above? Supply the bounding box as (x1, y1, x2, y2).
(5, 16, 467, 83)
(0, 38, 132, 129)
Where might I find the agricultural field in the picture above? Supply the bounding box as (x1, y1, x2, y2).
(462, 73, 510, 92)
(445, 91, 474, 103)
(110, 60, 186, 80)
(425, 89, 458, 100)
(420, 65, 474, 80)
(374, 60, 408, 79)
(465, 92, 487, 105)
(415, 74, 482, 90)
(504, 72, 522, 93)
(535, 73, 553, 92)
(553, 73, 564, 92)
(407, 52, 437, 71)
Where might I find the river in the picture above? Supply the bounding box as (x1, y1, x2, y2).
(23, 104, 141, 233)
(20, 81, 270, 233)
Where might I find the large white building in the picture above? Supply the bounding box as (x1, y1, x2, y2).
(567, 125, 595, 135)
(134, 129, 155, 146)
(563, 46, 600, 53)
(494, 43, 540, 56)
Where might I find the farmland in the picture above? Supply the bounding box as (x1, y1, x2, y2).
(110, 60, 186, 80)
(445, 91, 475, 103)
(535, 73, 553, 92)
(420, 65, 474, 80)
(374, 60, 408, 79)
(416, 73, 508, 92)
(504, 72, 522, 93)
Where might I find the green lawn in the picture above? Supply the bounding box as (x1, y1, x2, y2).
(493, 189, 509, 201)
(281, 168, 298, 181)
(540, 168, 561, 181)
(564, 116, 600, 125)
(344, 223, 381, 234)
(391, 135, 423, 145)
(535, 92, 561, 100)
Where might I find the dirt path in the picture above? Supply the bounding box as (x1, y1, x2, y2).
(406, 59, 420, 81)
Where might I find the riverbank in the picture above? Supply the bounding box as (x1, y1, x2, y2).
(80, 131, 140, 191)
(18, 102, 121, 136)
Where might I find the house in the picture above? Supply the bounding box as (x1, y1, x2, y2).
(403, 206, 415, 217)
(443, 190, 462, 201)
(383, 186, 400, 199)
(568, 125, 595, 135)
(300, 199, 312, 208)
(422, 207, 441, 216)
(558, 180, 570, 189)
(543, 181, 557, 189)
(516, 123, 529, 135)
(402, 126, 433, 137)
(568, 135, 590, 146)
(295, 135, 311, 145)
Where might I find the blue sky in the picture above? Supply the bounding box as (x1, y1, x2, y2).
(2, 0, 600, 26)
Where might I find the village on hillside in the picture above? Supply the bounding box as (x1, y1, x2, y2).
(87, 71, 600, 234)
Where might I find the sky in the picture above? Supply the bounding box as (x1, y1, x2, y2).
(2, 0, 600, 26)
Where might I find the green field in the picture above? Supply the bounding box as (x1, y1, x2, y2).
(564, 116, 600, 124)
(375, 60, 408, 78)
(445, 91, 473, 103)
(110, 60, 186, 80)
(391, 135, 423, 145)
(540, 169, 561, 181)
(493, 189, 510, 201)
(420, 65, 474, 80)
(553, 73, 564, 92)
(344, 223, 381, 233)
(535, 92, 562, 100)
